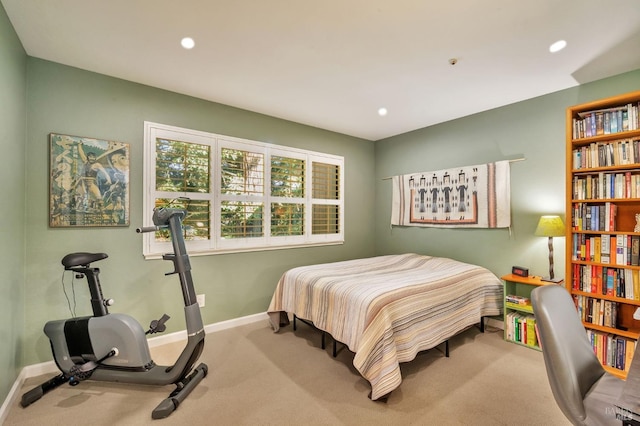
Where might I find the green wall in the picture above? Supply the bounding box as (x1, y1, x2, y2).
(3, 0, 640, 408)
(0, 3, 26, 404)
(22, 58, 376, 365)
(374, 69, 640, 279)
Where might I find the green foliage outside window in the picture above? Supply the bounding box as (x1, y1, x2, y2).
(271, 203, 304, 236)
(271, 156, 304, 197)
(156, 138, 209, 193)
(221, 148, 264, 195)
(155, 138, 210, 242)
(149, 128, 342, 249)
(221, 201, 264, 238)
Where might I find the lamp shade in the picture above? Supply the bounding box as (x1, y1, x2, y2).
(534, 215, 565, 237)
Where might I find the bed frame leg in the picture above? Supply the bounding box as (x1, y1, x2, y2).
(445, 340, 449, 357)
(479, 316, 485, 333)
(289, 314, 340, 357)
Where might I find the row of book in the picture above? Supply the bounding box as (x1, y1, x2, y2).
(573, 294, 619, 327)
(585, 329, 636, 373)
(505, 312, 537, 348)
(571, 203, 617, 231)
(572, 138, 640, 169)
(571, 233, 640, 266)
(572, 103, 640, 139)
(571, 264, 639, 300)
(505, 294, 530, 306)
(573, 173, 640, 201)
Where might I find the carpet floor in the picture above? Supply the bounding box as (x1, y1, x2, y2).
(4, 320, 570, 425)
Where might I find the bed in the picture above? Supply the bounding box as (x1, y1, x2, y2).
(267, 253, 503, 400)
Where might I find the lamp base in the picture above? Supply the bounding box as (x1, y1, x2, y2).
(541, 276, 564, 284)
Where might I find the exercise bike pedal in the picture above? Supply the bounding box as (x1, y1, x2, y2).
(146, 313, 170, 335)
(68, 348, 118, 384)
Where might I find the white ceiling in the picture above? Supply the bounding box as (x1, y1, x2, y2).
(3, 0, 640, 141)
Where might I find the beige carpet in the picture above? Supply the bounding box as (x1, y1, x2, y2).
(5, 320, 570, 425)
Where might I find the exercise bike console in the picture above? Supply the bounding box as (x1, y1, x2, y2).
(21, 207, 208, 420)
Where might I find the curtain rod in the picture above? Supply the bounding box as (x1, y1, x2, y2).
(381, 157, 525, 180)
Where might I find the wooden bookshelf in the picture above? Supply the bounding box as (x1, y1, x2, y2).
(566, 90, 640, 379)
(501, 274, 552, 351)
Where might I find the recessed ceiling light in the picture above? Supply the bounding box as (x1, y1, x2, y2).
(549, 40, 567, 53)
(378, 107, 388, 117)
(181, 37, 195, 50)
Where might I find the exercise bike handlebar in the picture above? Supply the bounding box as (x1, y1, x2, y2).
(136, 225, 167, 233)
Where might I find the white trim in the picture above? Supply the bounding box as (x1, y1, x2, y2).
(0, 367, 31, 425)
(145, 312, 269, 347)
(0, 311, 269, 422)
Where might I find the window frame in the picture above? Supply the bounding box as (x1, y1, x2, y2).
(143, 122, 344, 258)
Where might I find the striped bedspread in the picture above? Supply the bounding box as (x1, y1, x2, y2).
(267, 253, 503, 400)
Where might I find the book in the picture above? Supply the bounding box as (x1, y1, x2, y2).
(626, 269, 635, 300)
(594, 236, 602, 263)
(526, 317, 537, 347)
(506, 295, 530, 305)
(625, 340, 636, 373)
(601, 234, 611, 264)
(606, 269, 615, 296)
(632, 235, 640, 266)
(617, 338, 626, 370)
(604, 301, 612, 327)
(598, 300, 605, 325)
(616, 234, 626, 265)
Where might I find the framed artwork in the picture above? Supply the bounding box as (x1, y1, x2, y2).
(49, 133, 130, 227)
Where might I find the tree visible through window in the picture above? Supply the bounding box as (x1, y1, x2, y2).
(271, 156, 304, 236)
(143, 122, 344, 256)
(154, 138, 210, 242)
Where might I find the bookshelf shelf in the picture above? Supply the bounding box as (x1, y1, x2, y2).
(566, 90, 640, 378)
(571, 198, 640, 203)
(571, 129, 640, 147)
(571, 288, 640, 307)
(505, 302, 534, 314)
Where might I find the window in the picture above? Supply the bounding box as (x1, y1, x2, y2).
(143, 122, 344, 257)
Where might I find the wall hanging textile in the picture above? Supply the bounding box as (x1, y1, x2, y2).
(391, 160, 511, 228)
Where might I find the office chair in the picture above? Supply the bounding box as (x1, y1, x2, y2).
(531, 285, 624, 425)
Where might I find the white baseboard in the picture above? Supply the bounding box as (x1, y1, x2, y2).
(145, 311, 269, 348)
(0, 311, 269, 424)
(0, 367, 30, 425)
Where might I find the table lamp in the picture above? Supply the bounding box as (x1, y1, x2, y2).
(535, 215, 565, 283)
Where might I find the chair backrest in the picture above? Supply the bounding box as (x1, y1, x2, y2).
(531, 285, 605, 424)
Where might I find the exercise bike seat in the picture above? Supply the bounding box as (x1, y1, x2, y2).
(62, 252, 108, 268)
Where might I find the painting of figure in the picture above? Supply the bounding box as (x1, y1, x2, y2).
(49, 133, 130, 227)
